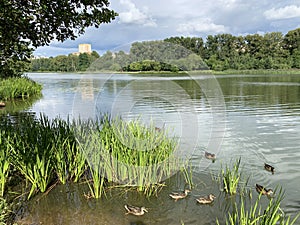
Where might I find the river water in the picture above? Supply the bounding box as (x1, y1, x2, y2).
(15, 72, 300, 224)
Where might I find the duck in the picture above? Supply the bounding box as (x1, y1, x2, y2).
(124, 204, 148, 216)
(169, 189, 191, 201)
(205, 151, 216, 162)
(255, 184, 273, 196)
(196, 194, 216, 204)
(155, 127, 161, 132)
(264, 163, 275, 174)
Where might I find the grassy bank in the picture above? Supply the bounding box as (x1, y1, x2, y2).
(0, 76, 42, 101)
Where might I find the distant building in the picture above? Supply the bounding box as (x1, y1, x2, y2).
(73, 44, 92, 55)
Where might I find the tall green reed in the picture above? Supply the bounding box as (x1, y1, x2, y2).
(51, 118, 86, 184)
(0, 131, 12, 197)
(75, 116, 179, 197)
(0, 76, 42, 100)
(219, 188, 300, 225)
(101, 116, 178, 196)
(220, 157, 242, 195)
(76, 122, 106, 198)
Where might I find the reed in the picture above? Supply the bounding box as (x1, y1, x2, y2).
(0, 113, 179, 199)
(76, 125, 106, 198)
(103, 117, 178, 196)
(219, 188, 300, 225)
(0, 132, 12, 197)
(180, 162, 194, 190)
(50, 118, 86, 184)
(0, 76, 42, 100)
(12, 142, 53, 199)
(75, 116, 179, 197)
(220, 158, 242, 195)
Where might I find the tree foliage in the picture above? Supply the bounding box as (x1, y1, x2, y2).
(30, 51, 100, 72)
(0, 0, 117, 78)
(31, 28, 300, 72)
(166, 29, 300, 71)
(31, 41, 207, 72)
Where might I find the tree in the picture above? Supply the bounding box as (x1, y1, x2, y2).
(283, 28, 300, 54)
(0, 0, 117, 78)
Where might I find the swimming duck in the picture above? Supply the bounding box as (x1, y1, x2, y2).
(169, 189, 191, 201)
(124, 204, 148, 216)
(155, 127, 161, 132)
(205, 151, 216, 162)
(264, 163, 275, 174)
(255, 184, 273, 196)
(196, 194, 216, 204)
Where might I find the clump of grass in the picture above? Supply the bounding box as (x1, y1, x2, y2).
(75, 116, 179, 197)
(0, 131, 12, 197)
(219, 188, 300, 225)
(0, 76, 42, 100)
(0, 114, 88, 199)
(76, 124, 106, 199)
(50, 118, 86, 184)
(220, 157, 242, 195)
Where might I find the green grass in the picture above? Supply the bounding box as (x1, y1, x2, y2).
(0, 132, 12, 197)
(75, 116, 179, 197)
(0, 113, 179, 200)
(0, 76, 42, 100)
(219, 158, 242, 195)
(219, 188, 300, 225)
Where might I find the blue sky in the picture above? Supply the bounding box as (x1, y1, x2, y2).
(33, 0, 300, 57)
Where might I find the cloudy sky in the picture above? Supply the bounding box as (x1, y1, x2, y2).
(34, 0, 300, 57)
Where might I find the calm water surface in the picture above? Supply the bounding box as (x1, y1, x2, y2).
(16, 72, 300, 224)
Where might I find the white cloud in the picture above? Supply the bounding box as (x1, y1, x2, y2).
(34, 0, 300, 57)
(177, 18, 227, 34)
(118, 0, 157, 27)
(264, 5, 300, 20)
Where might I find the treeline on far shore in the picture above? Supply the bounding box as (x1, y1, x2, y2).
(30, 28, 300, 72)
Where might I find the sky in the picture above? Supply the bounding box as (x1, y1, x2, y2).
(33, 0, 300, 57)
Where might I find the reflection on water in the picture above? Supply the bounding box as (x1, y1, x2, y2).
(15, 73, 300, 224)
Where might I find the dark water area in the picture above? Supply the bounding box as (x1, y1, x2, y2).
(9, 72, 300, 224)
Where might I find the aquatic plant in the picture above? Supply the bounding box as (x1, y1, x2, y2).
(0, 132, 12, 197)
(102, 117, 178, 196)
(51, 118, 86, 184)
(220, 158, 242, 195)
(180, 164, 193, 190)
(0, 76, 42, 100)
(218, 188, 300, 225)
(75, 116, 179, 197)
(0, 197, 8, 225)
(12, 143, 53, 199)
(0, 113, 180, 199)
(76, 124, 106, 199)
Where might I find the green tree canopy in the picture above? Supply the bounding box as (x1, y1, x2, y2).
(0, 0, 117, 78)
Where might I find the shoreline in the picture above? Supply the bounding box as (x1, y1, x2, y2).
(27, 69, 300, 75)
